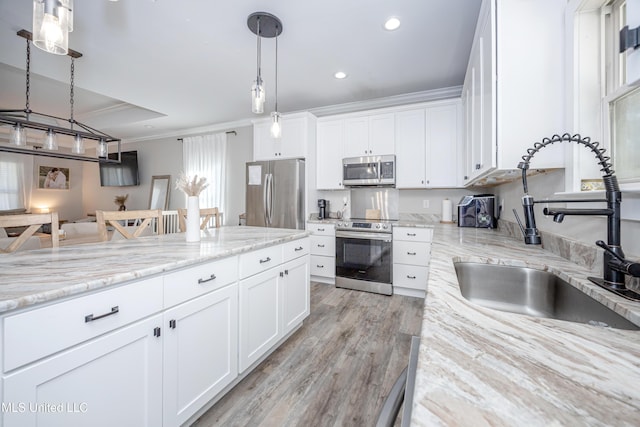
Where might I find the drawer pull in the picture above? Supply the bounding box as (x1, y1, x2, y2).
(260, 257, 272, 264)
(407, 233, 416, 237)
(294, 246, 304, 251)
(198, 274, 217, 284)
(317, 264, 324, 268)
(154, 327, 161, 337)
(169, 319, 176, 329)
(85, 306, 119, 323)
(407, 275, 417, 279)
(318, 228, 325, 232)
(318, 244, 325, 248)
(407, 252, 417, 255)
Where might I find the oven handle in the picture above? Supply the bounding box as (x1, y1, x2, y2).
(336, 230, 392, 242)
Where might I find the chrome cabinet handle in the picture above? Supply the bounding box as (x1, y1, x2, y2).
(198, 274, 216, 284)
(407, 233, 416, 236)
(318, 244, 325, 248)
(318, 228, 325, 232)
(85, 306, 119, 323)
(407, 252, 417, 255)
(260, 257, 272, 264)
(294, 246, 303, 251)
(407, 275, 416, 279)
(317, 264, 324, 268)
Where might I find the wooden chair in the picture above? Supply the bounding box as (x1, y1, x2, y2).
(177, 207, 221, 232)
(0, 212, 59, 253)
(96, 209, 164, 242)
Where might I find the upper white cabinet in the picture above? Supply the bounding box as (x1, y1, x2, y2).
(316, 119, 345, 190)
(462, 0, 566, 185)
(395, 100, 462, 188)
(343, 113, 395, 157)
(253, 112, 316, 161)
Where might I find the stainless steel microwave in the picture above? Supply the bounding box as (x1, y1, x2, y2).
(343, 155, 396, 187)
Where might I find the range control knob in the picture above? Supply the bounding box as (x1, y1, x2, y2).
(376, 224, 381, 229)
(382, 224, 389, 230)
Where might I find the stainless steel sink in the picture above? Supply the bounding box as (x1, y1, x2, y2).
(454, 262, 639, 330)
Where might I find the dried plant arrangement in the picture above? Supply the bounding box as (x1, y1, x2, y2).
(176, 173, 209, 197)
(114, 194, 129, 206)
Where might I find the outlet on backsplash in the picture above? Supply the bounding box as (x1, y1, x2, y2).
(423, 200, 430, 209)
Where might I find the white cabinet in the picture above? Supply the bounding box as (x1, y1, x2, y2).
(253, 112, 316, 161)
(162, 275, 238, 426)
(307, 222, 336, 283)
(238, 238, 310, 373)
(316, 119, 345, 190)
(461, 0, 565, 185)
(395, 100, 462, 189)
(392, 227, 433, 298)
(344, 113, 395, 157)
(3, 315, 163, 427)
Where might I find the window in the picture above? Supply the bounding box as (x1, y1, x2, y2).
(0, 154, 32, 211)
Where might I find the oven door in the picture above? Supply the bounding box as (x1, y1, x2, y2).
(335, 230, 392, 295)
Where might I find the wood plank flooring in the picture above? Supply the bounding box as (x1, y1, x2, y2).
(191, 282, 424, 427)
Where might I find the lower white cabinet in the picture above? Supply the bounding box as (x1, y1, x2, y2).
(308, 222, 336, 283)
(3, 315, 163, 427)
(281, 256, 310, 335)
(393, 227, 433, 298)
(163, 284, 238, 427)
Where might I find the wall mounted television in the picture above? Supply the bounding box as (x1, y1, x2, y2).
(99, 151, 140, 187)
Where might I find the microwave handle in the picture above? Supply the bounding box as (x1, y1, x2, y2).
(378, 160, 382, 182)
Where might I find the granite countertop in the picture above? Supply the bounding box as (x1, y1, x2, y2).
(0, 226, 310, 314)
(412, 224, 640, 426)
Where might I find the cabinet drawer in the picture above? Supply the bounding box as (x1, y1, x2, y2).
(393, 241, 431, 266)
(3, 276, 163, 372)
(282, 238, 310, 263)
(310, 255, 335, 278)
(239, 245, 283, 279)
(307, 222, 335, 236)
(310, 235, 335, 257)
(393, 264, 429, 291)
(393, 227, 433, 242)
(164, 256, 238, 308)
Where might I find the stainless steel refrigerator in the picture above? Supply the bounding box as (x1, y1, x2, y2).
(245, 158, 305, 229)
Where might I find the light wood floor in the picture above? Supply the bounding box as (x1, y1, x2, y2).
(192, 282, 424, 427)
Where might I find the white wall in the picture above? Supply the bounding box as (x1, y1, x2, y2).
(496, 169, 640, 257)
(224, 126, 253, 225)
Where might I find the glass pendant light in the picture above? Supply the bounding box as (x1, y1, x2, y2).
(43, 129, 58, 150)
(270, 30, 282, 139)
(97, 138, 108, 158)
(33, 0, 69, 55)
(71, 134, 84, 154)
(11, 124, 27, 147)
(251, 16, 265, 114)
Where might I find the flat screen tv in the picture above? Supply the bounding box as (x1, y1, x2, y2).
(99, 151, 140, 187)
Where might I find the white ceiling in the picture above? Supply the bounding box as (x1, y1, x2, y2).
(0, 0, 482, 142)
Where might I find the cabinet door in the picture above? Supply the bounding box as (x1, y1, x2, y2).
(395, 109, 427, 188)
(253, 121, 280, 160)
(280, 117, 307, 158)
(369, 113, 395, 155)
(239, 268, 281, 373)
(281, 255, 310, 336)
(479, 7, 496, 176)
(316, 120, 345, 190)
(163, 284, 238, 427)
(343, 117, 369, 157)
(3, 315, 163, 427)
(425, 102, 461, 187)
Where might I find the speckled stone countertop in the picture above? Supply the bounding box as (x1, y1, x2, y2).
(0, 226, 309, 314)
(411, 224, 640, 426)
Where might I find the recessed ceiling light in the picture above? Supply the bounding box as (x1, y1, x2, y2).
(334, 71, 347, 79)
(384, 17, 401, 31)
(144, 125, 154, 129)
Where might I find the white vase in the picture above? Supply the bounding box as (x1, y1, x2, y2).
(185, 196, 200, 242)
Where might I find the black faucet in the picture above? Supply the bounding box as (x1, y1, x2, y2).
(514, 133, 640, 301)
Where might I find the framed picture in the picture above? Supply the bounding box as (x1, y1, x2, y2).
(38, 166, 70, 190)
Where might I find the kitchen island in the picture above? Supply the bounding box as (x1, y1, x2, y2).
(0, 226, 311, 427)
(412, 224, 640, 426)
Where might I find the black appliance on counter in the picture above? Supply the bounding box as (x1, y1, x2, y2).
(317, 199, 328, 220)
(458, 194, 496, 228)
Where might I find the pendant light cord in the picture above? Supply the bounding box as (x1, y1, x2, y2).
(25, 38, 31, 114)
(69, 58, 75, 128)
(275, 29, 278, 111)
(256, 17, 262, 84)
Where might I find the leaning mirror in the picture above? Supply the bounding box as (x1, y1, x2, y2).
(149, 175, 171, 210)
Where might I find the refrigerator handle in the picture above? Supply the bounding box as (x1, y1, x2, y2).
(263, 173, 270, 225)
(267, 173, 274, 225)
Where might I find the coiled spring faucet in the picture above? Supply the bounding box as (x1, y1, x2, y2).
(514, 133, 640, 301)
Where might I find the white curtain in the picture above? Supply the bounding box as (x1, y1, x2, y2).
(0, 153, 33, 211)
(182, 132, 227, 216)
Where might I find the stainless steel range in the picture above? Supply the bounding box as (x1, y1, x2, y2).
(335, 220, 394, 295)
(334, 188, 399, 296)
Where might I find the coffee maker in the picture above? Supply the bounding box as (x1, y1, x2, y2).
(317, 199, 329, 220)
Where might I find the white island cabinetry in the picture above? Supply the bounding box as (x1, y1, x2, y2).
(0, 231, 310, 427)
